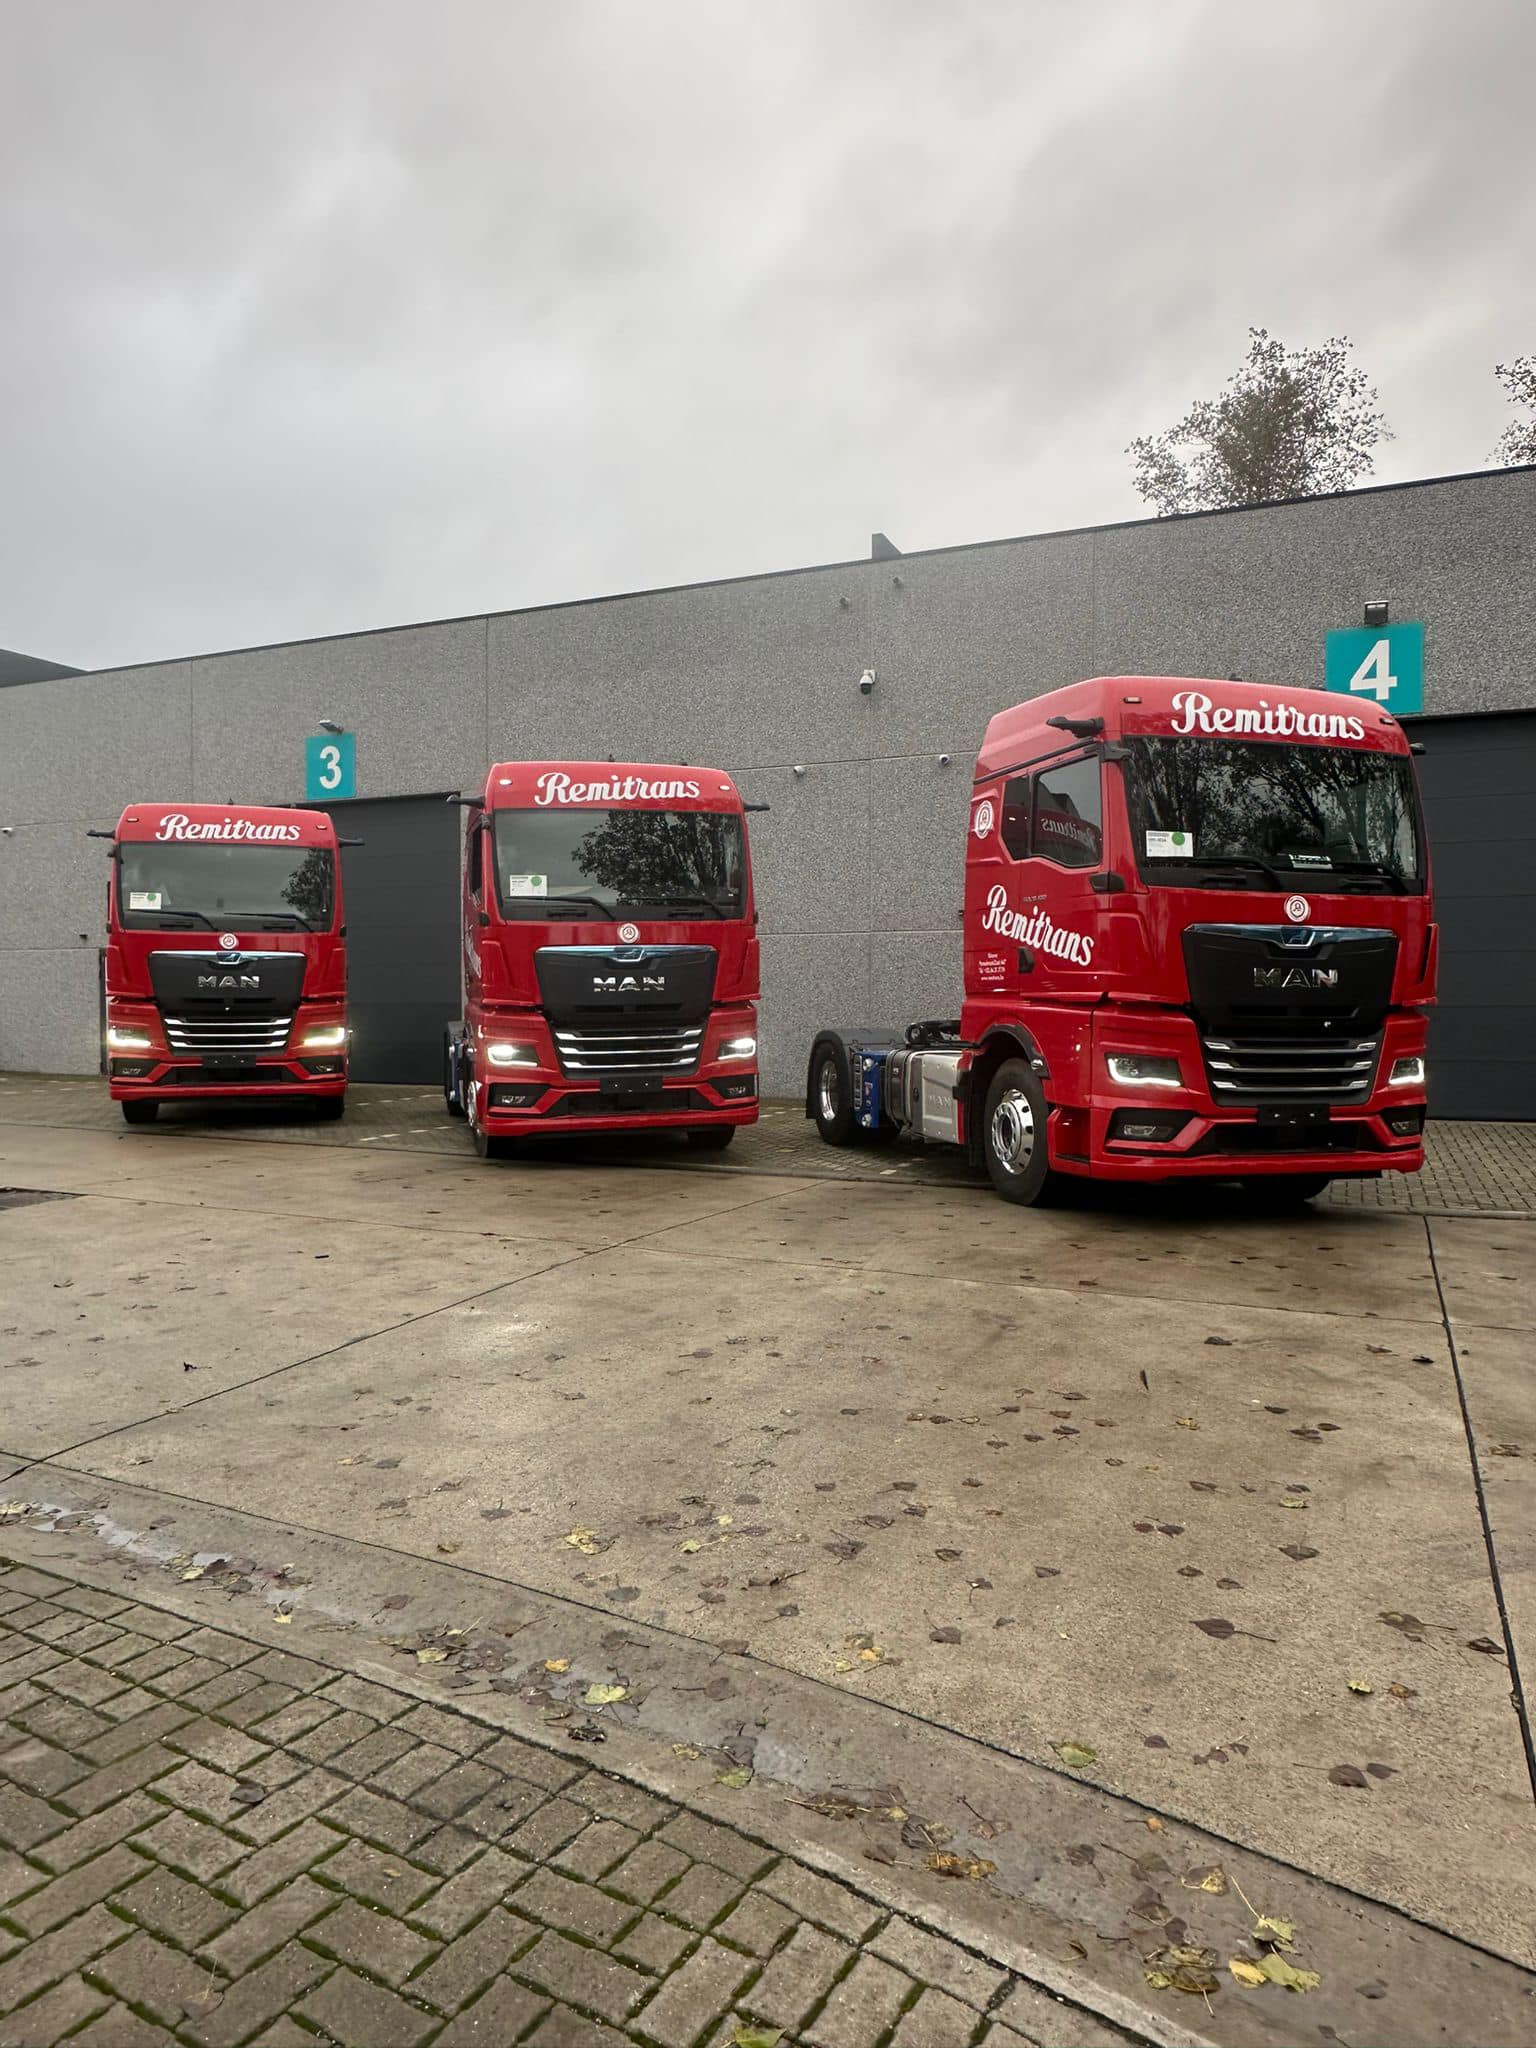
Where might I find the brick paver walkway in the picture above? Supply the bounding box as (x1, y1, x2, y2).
(3, 1073, 1533, 1217)
(0, 1562, 1129, 2048)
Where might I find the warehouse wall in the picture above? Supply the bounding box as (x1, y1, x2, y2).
(3, 465, 1534, 1092)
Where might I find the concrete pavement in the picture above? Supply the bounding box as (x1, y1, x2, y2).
(2, 1104, 1535, 2044)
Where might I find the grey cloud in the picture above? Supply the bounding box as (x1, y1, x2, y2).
(2, 0, 1532, 671)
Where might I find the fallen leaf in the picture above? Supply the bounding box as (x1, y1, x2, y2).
(1183, 1865, 1227, 1895)
(272, 1611, 292, 1625)
(1174, 1417, 1199, 1430)
(670, 1742, 702, 1760)
(1280, 1496, 1308, 1509)
(583, 1683, 628, 1706)
(929, 1627, 962, 1644)
(1144, 1817, 1163, 1832)
(1280, 1543, 1319, 1561)
(1054, 1740, 1097, 1769)
(230, 1781, 267, 1807)
(1194, 1618, 1236, 1639)
(1328, 1764, 1369, 1788)
(680, 1540, 702, 1554)
(564, 1526, 601, 1555)
(1467, 1636, 1504, 1656)
(731, 2027, 784, 2048)
(716, 1764, 753, 1788)
(1261, 1952, 1320, 1992)
(416, 1646, 449, 1664)
(1253, 1915, 1296, 1949)
(1229, 1956, 1267, 1988)
(544, 1658, 570, 1673)
(1366, 1762, 1397, 1780)
(180, 1565, 204, 1581)
(180, 1987, 224, 2019)
(567, 1722, 606, 1743)
(1388, 1682, 1418, 1699)
(927, 1851, 996, 1880)
(833, 1658, 854, 1673)
(1349, 1678, 1375, 1697)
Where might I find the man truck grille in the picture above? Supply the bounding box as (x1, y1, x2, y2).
(162, 1013, 294, 1055)
(1201, 1032, 1380, 1102)
(553, 1024, 704, 1076)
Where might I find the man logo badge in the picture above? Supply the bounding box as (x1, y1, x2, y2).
(1283, 895, 1311, 924)
(617, 922, 640, 943)
(1254, 965, 1339, 990)
(198, 972, 260, 990)
(219, 933, 239, 951)
(592, 973, 666, 994)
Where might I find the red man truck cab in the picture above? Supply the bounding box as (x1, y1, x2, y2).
(101, 804, 350, 1124)
(444, 762, 760, 1156)
(809, 676, 1434, 1205)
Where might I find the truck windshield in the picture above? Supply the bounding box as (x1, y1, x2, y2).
(1121, 737, 1423, 890)
(117, 844, 335, 930)
(493, 809, 746, 920)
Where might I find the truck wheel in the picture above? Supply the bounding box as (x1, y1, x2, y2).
(1239, 1174, 1332, 1206)
(981, 1059, 1056, 1206)
(444, 1031, 467, 1118)
(465, 1067, 515, 1161)
(312, 1096, 345, 1122)
(120, 1099, 158, 1126)
(811, 1041, 857, 1145)
(686, 1126, 736, 1152)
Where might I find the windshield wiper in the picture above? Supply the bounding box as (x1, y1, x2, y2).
(146, 910, 219, 929)
(648, 891, 735, 919)
(522, 891, 610, 916)
(252, 912, 316, 930)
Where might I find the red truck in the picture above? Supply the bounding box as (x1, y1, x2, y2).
(809, 675, 1434, 1205)
(443, 762, 760, 1156)
(99, 803, 350, 1124)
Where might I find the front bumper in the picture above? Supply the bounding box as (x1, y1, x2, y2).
(470, 1008, 759, 1134)
(108, 1056, 347, 1101)
(1063, 1009, 1428, 1182)
(105, 1001, 348, 1100)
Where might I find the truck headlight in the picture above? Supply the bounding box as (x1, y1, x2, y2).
(1106, 1054, 1181, 1089)
(106, 1026, 154, 1052)
(300, 1025, 348, 1050)
(1388, 1055, 1426, 1088)
(486, 1041, 537, 1068)
(720, 1035, 757, 1060)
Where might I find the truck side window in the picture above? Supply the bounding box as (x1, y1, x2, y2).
(468, 820, 484, 898)
(1033, 757, 1102, 868)
(999, 777, 1032, 860)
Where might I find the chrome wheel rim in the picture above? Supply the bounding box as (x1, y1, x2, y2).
(817, 1056, 841, 1122)
(989, 1087, 1035, 1174)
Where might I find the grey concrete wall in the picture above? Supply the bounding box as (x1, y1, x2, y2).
(3, 465, 1534, 1092)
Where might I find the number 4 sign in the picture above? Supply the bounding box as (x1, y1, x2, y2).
(305, 730, 357, 800)
(1324, 623, 1424, 716)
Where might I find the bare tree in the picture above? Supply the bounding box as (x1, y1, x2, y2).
(1491, 357, 1536, 466)
(1128, 329, 1391, 516)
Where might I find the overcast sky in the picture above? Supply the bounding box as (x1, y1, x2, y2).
(3, 0, 1533, 672)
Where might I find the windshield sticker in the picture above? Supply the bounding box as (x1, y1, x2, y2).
(1145, 830, 1193, 858)
(128, 890, 163, 910)
(1289, 852, 1333, 868)
(505, 873, 548, 898)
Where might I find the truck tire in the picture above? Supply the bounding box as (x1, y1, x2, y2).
(120, 1099, 158, 1126)
(980, 1058, 1056, 1206)
(312, 1096, 345, 1121)
(811, 1040, 857, 1146)
(1238, 1174, 1332, 1206)
(444, 1030, 467, 1118)
(465, 1064, 516, 1160)
(686, 1125, 736, 1152)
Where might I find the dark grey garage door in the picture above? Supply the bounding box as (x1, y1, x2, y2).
(321, 795, 461, 1084)
(1414, 712, 1536, 1121)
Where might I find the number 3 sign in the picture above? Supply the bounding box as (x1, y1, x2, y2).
(305, 731, 357, 800)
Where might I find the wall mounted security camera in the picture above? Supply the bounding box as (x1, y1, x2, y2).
(859, 668, 876, 695)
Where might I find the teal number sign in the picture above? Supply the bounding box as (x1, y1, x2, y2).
(1324, 623, 1424, 716)
(305, 731, 356, 800)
